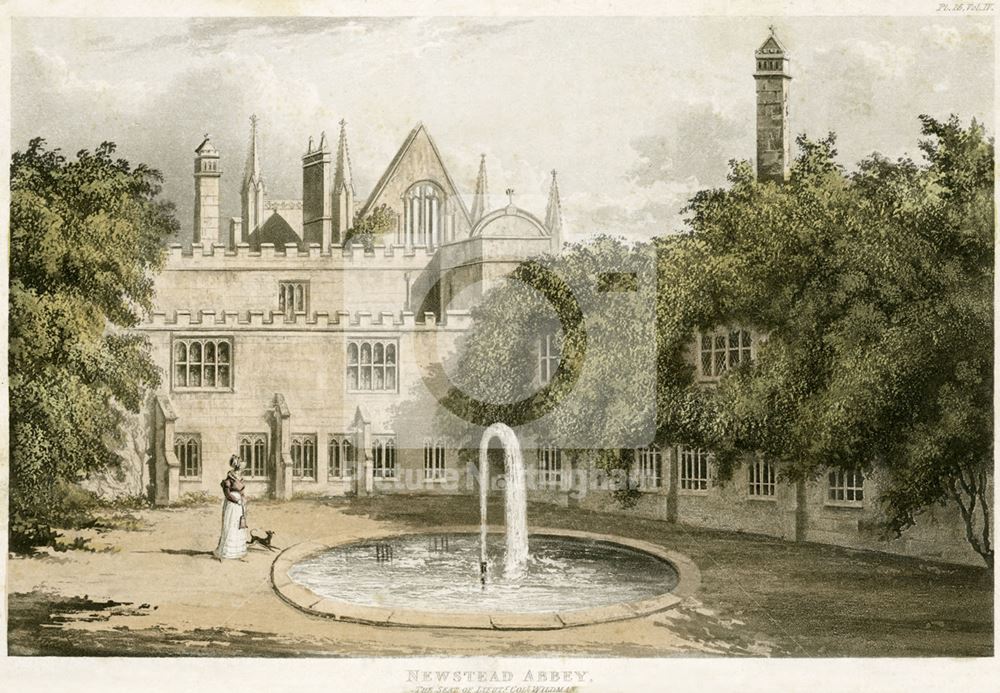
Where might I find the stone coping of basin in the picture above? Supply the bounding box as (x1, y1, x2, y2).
(271, 526, 700, 630)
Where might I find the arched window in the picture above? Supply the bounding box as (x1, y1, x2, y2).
(239, 433, 268, 479)
(278, 281, 308, 320)
(291, 434, 317, 480)
(174, 434, 201, 478)
(347, 339, 398, 393)
(173, 338, 232, 390)
(372, 435, 397, 479)
(328, 434, 355, 479)
(402, 182, 444, 248)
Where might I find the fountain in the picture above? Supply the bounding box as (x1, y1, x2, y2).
(272, 425, 696, 629)
(478, 423, 528, 580)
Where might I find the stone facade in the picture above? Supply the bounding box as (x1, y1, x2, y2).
(141, 116, 563, 505)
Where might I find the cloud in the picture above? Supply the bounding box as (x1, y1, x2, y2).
(628, 104, 746, 190)
(24, 46, 151, 107)
(11, 16, 994, 248)
(567, 179, 701, 242)
(920, 21, 992, 52)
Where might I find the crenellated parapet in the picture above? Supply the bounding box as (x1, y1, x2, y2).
(141, 308, 473, 331)
(165, 242, 439, 268)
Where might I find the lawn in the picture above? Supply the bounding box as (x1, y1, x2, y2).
(7, 495, 992, 657)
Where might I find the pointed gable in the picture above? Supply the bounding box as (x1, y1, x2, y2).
(359, 123, 472, 234)
(756, 30, 787, 56)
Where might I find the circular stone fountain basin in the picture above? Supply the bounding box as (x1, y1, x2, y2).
(272, 527, 699, 630)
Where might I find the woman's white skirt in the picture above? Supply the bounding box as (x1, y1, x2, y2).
(214, 500, 248, 559)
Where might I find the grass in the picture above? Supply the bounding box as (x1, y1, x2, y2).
(339, 494, 993, 657)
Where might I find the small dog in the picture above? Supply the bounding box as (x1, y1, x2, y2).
(247, 529, 279, 552)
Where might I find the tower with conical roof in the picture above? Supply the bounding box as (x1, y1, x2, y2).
(241, 114, 266, 238)
(754, 27, 791, 183)
(302, 130, 332, 250)
(332, 120, 355, 244)
(544, 169, 562, 250)
(470, 154, 489, 223)
(193, 135, 221, 245)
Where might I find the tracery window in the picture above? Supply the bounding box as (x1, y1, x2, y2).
(347, 339, 398, 392)
(239, 433, 268, 479)
(372, 436, 397, 479)
(291, 434, 317, 480)
(174, 434, 201, 478)
(173, 338, 232, 390)
(279, 281, 308, 319)
(402, 182, 444, 248)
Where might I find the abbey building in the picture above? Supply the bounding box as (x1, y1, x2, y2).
(136, 30, 981, 566)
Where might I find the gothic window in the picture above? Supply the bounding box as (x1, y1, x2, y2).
(423, 439, 446, 481)
(278, 281, 308, 320)
(679, 447, 712, 491)
(699, 329, 752, 378)
(748, 459, 776, 498)
(174, 433, 201, 478)
(537, 445, 562, 488)
(291, 434, 317, 480)
(347, 339, 398, 392)
(633, 447, 661, 490)
(828, 468, 865, 506)
(538, 334, 560, 385)
(239, 433, 268, 479)
(328, 434, 355, 478)
(372, 436, 397, 479)
(402, 182, 444, 248)
(173, 337, 232, 391)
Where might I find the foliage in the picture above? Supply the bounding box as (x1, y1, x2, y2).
(678, 117, 993, 566)
(9, 138, 177, 552)
(343, 204, 395, 251)
(437, 236, 659, 456)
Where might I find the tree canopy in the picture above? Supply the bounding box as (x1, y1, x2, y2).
(667, 116, 993, 566)
(9, 139, 178, 549)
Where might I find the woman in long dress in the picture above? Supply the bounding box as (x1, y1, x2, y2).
(214, 455, 248, 560)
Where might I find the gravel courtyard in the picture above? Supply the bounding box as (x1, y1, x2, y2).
(7, 496, 993, 657)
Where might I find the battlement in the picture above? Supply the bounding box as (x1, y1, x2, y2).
(141, 308, 473, 331)
(165, 242, 439, 268)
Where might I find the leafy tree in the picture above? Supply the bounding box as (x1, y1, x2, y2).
(9, 138, 177, 551)
(681, 117, 993, 567)
(343, 204, 395, 251)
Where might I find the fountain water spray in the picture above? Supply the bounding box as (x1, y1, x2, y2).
(479, 423, 529, 580)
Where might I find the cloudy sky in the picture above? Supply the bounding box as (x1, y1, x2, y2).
(10, 14, 994, 244)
